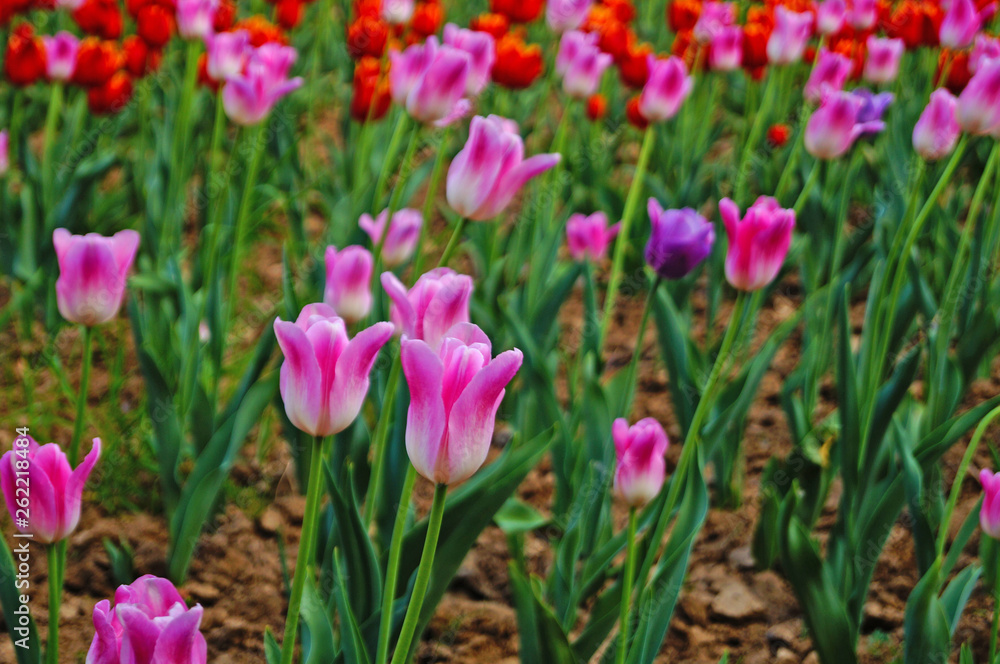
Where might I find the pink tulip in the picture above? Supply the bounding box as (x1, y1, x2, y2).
(274, 304, 393, 437)
(845, 0, 877, 30)
(390, 37, 472, 126)
(863, 36, 904, 85)
(957, 59, 1000, 135)
(0, 130, 8, 177)
(980, 469, 1000, 539)
(556, 30, 600, 77)
(1, 437, 100, 544)
(913, 89, 961, 162)
(638, 56, 693, 122)
(719, 196, 795, 291)
(805, 49, 853, 104)
(560, 34, 612, 98)
(805, 90, 884, 160)
(222, 43, 303, 125)
(382, 0, 414, 24)
(547, 0, 593, 32)
(709, 26, 743, 71)
(53, 228, 140, 326)
(55, 0, 84, 8)
(324, 245, 374, 324)
(443, 24, 495, 97)
(566, 211, 621, 262)
(176, 0, 218, 40)
(381, 267, 473, 351)
(86, 575, 207, 664)
(971, 34, 1000, 74)
(206, 30, 250, 81)
(613, 418, 668, 508)
(766, 7, 813, 65)
(359, 208, 423, 268)
(401, 322, 522, 485)
(816, 0, 847, 36)
(446, 115, 560, 221)
(693, 1, 735, 43)
(42, 31, 79, 82)
(939, 0, 983, 50)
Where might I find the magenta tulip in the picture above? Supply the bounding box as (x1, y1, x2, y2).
(913, 89, 961, 162)
(1, 437, 100, 544)
(805, 49, 853, 104)
(566, 211, 621, 262)
(980, 469, 1000, 539)
(613, 418, 668, 508)
(766, 7, 813, 65)
(638, 56, 693, 122)
(390, 37, 472, 126)
(693, 1, 735, 43)
(546, 0, 592, 33)
(940, 0, 982, 50)
(401, 323, 522, 485)
(845, 0, 877, 29)
(222, 43, 303, 125)
(709, 26, 743, 71)
(446, 115, 560, 221)
(556, 30, 600, 77)
(86, 575, 207, 664)
(176, 0, 218, 40)
(720, 196, 795, 291)
(559, 33, 612, 98)
(53, 228, 140, 326)
(274, 304, 393, 437)
(324, 245, 374, 324)
(443, 24, 495, 97)
(0, 130, 8, 177)
(359, 208, 423, 268)
(206, 30, 250, 81)
(957, 59, 1000, 135)
(645, 200, 715, 280)
(42, 32, 79, 82)
(970, 34, 1000, 74)
(816, 0, 847, 35)
(863, 36, 904, 85)
(381, 267, 473, 352)
(382, 0, 414, 24)
(805, 90, 884, 160)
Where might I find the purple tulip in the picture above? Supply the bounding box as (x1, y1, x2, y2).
(845, 0, 877, 30)
(359, 208, 423, 268)
(940, 0, 982, 50)
(0, 130, 9, 177)
(981, 469, 1000, 539)
(805, 90, 884, 160)
(381, 267, 473, 352)
(957, 59, 1000, 135)
(709, 26, 743, 72)
(766, 6, 813, 65)
(546, 0, 593, 33)
(176, 0, 218, 40)
(443, 24, 495, 97)
(913, 89, 961, 162)
(644, 200, 715, 280)
(851, 88, 893, 140)
(86, 575, 207, 664)
(53, 228, 140, 326)
(816, 0, 847, 35)
(638, 56, 693, 122)
(556, 30, 600, 77)
(1, 437, 100, 545)
(42, 32, 80, 82)
(206, 30, 250, 81)
(970, 34, 1000, 74)
(446, 115, 560, 221)
(613, 418, 668, 508)
(390, 37, 472, 126)
(401, 323, 522, 485)
(693, 1, 735, 43)
(222, 43, 303, 125)
(863, 36, 904, 85)
(274, 304, 393, 437)
(566, 211, 621, 262)
(559, 32, 612, 98)
(719, 196, 795, 291)
(382, 0, 415, 24)
(324, 245, 374, 324)
(805, 49, 853, 104)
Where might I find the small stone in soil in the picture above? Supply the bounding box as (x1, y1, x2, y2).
(711, 580, 767, 622)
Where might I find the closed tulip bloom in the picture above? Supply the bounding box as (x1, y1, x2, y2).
(638, 56, 693, 122)
(957, 59, 1000, 135)
(390, 38, 437, 106)
(805, 48, 853, 103)
(816, 0, 847, 35)
(913, 89, 961, 161)
(851, 88, 893, 140)
(613, 418, 668, 508)
(54, 228, 139, 326)
(359, 208, 423, 268)
(382, 0, 414, 24)
(274, 304, 393, 437)
(222, 43, 303, 125)
(446, 115, 560, 220)
(323, 245, 374, 324)
(709, 26, 743, 71)
(177, 0, 218, 40)
(863, 36, 904, 85)
(766, 7, 813, 65)
(1, 437, 100, 545)
(566, 211, 621, 262)
(980, 469, 1000, 539)
(556, 30, 600, 76)
(693, 1, 735, 42)
(970, 34, 1000, 74)
(845, 0, 877, 29)
(0, 130, 8, 177)
(546, 0, 592, 32)
(562, 41, 612, 98)
(720, 196, 795, 291)
(645, 200, 715, 280)
(86, 575, 207, 664)
(407, 46, 472, 125)
(402, 323, 522, 485)
(940, 0, 981, 50)
(443, 24, 495, 96)
(206, 29, 249, 81)
(805, 90, 884, 159)
(42, 32, 80, 81)
(381, 268, 473, 351)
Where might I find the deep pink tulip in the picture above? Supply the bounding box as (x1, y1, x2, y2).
(694, 1, 735, 42)
(863, 36, 904, 85)
(222, 43, 303, 125)
(913, 89, 960, 162)
(86, 575, 207, 664)
(0, 130, 9, 177)
(547, 0, 593, 32)
(709, 26, 743, 71)
(805, 90, 884, 160)
(816, 0, 847, 35)
(359, 208, 423, 268)
(719, 197, 795, 291)
(42, 32, 79, 82)
(446, 115, 560, 220)
(401, 322, 522, 485)
(566, 211, 621, 262)
(390, 37, 471, 126)
(53, 228, 139, 326)
(981, 469, 1000, 539)
(957, 59, 1000, 135)
(274, 304, 393, 437)
(381, 267, 473, 352)
(613, 418, 668, 508)
(443, 24, 495, 97)
(206, 30, 250, 81)
(845, 0, 877, 29)
(556, 30, 600, 77)
(939, 0, 983, 50)
(638, 56, 693, 122)
(805, 49, 853, 104)
(324, 245, 374, 324)
(766, 7, 813, 65)
(1, 437, 100, 545)
(560, 34, 612, 98)
(970, 34, 1000, 74)
(382, 0, 414, 24)
(177, 0, 218, 40)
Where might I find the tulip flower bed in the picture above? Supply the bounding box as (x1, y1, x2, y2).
(5, 0, 1000, 662)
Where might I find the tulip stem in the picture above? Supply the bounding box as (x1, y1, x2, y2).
(68, 325, 94, 467)
(438, 217, 468, 267)
(390, 482, 448, 664)
(41, 81, 64, 207)
(411, 127, 452, 279)
(46, 541, 66, 664)
(375, 114, 412, 210)
(280, 435, 325, 664)
(991, 568, 1000, 664)
(791, 157, 820, 216)
(161, 39, 202, 259)
(375, 464, 418, 664)
(735, 70, 779, 206)
(619, 275, 661, 416)
(364, 353, 403, 528)
(616, 508, 639, 664)
(387, 125, 422, 216)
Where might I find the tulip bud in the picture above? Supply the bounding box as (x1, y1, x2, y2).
(913, 89, 960, 162)
(566, 211, 620, 262)
(324, 245, 374, 324)
(613, 418, 668, 508)
(42, 32, 80, 82)
(863, 36, 905, 85)
(980, 469, 1000, 539)
(709, 26, 743, 72)
(443, 24, 496, 97)
(222, 43, 303, 125)
(693, 2, 735, 43)
(845, 0, 877, 30)
(970, 34, 1000, 74)
(805, 48, 853, 104)
(957, 59, 1000, 135)
(546, 0, 592, 33)
(54, 228, 140, 326)
(638, 55, 693, 122)
(561, 36, 612, 98)
(816, 0, 846, 36)
(644, 200, 715, 280)
(206, 29, 250, 81)
(805, 90, 885, 160)
(359, 208, 423, 268)
(939, 0, 981, 50)
(406, 47, 472, 126)
(719, 196, 795, 291)
(382, 0, 414, 25)
(766, 7, 813, 65)
(177, 0, 218, 40)
(381, 268, 473, 352)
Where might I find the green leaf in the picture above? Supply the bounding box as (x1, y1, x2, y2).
(509, 565, 580, 664)
(301, 575, 336, 664)
(903, 560, 951, 664)
(494, 498, 549, 535)
(324, 464, 381, 623)
(940, 564, 981, 637)
(332, 549, 373, 664)
(0, 535, 41, 664)
(264, 627, 281, 664)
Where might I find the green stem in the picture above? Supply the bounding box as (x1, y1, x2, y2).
(161, 39, 202, 258)
(363, 354, 402, 527)
(375, 464, 418, 664)
(280, 435, 325, 664)
(46, 540, 66, 664)
(791, 157, 820, 216)
(374, 114, 411, 209)
(389, 482, 448, 664)
(735, 70, 779, 205)
(619, 276, 661, 416)
(68, 326, 94, 467)
(41, 82, 64, 206)
(616, 509, 638, 664)
(991, 569, 1000, 664)
(437, 217, 468, 267)
(386, 125, 422, 217)
(411, 128, 451, 278)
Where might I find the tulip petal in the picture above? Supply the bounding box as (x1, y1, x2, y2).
(0, 452, 19, 529)
(274, 319, 323, 436)
(402, 338, 447, 483)
(64, 438, 101, 537)
(86, 600, 119, 664)
(53, 228, 72, 262)
(110, 230, 140, 275)
(477, 153, 561, 220)
(719, 197, 740, 240)
(327, 321, 394, 434)
(118, 604, 161, 664)
(152, 604, 207, 664)
(381, 271, 416, 337)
